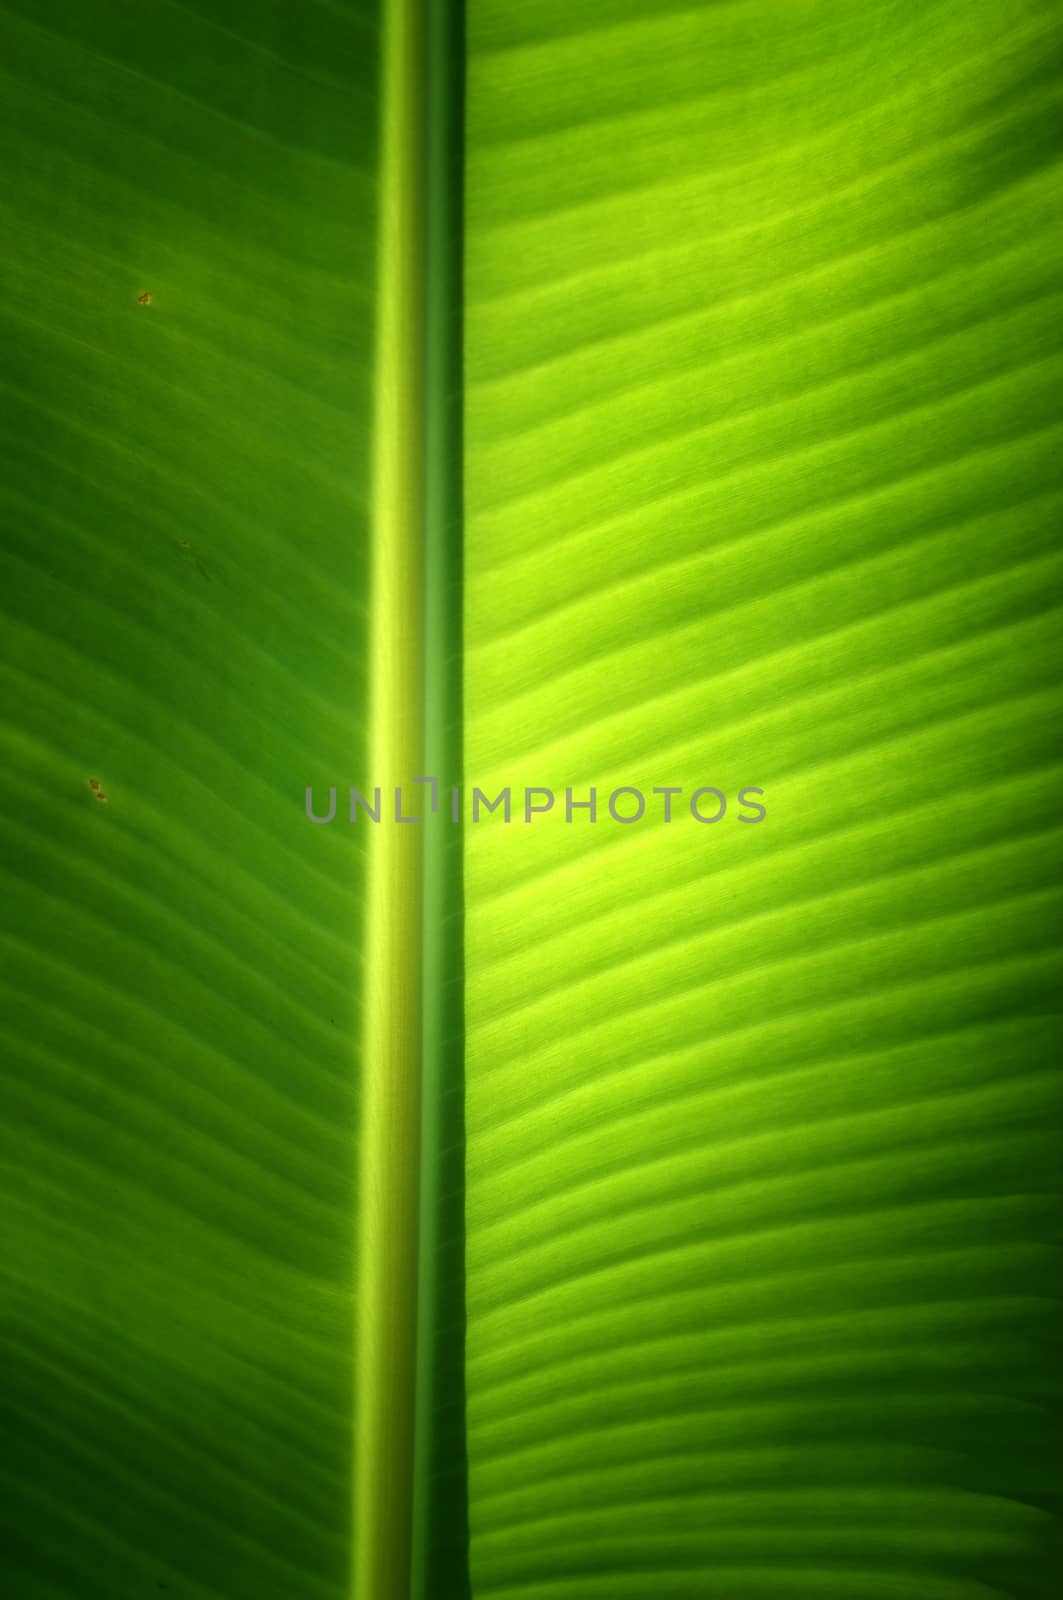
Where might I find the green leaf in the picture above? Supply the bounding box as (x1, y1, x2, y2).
(3, 2, 1062, 1599)
(0, 2, 378, 1596)
(462, 2, 1063, 1597)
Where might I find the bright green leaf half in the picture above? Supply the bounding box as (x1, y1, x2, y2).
(463, 2, 1063, 1597)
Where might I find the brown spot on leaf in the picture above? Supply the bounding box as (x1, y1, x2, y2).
(137, 292, 153, 305)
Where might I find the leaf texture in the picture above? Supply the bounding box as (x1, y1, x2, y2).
(0, 3, 379, 1596)
(463, 2, 1063, 1596)
(3, 2, 1063, 1597)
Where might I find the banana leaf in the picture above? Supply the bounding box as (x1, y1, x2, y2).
(1, 2, 1061, 1599)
